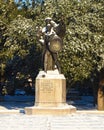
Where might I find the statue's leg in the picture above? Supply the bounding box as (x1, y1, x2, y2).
(44, 50, 53, 71)
(51, 52, 61, 73)
(42, 49, 46, 71)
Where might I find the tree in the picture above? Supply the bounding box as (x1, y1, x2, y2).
(0, 0, 42, 93)
(3, 15, 42, 92)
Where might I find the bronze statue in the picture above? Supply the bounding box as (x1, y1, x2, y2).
(37, 17, 65, 73)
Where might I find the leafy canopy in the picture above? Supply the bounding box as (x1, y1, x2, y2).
(42, 0, 104, 83)
(0, 0, 104, 87)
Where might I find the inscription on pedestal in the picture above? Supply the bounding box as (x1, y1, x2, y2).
(40, 81, 54, 93)
(35, 73, 66, 106)
(39, 80, 55, 103)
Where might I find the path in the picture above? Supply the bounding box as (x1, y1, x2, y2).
(0, 113, 104, 130)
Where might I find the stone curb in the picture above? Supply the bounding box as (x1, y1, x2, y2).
(77, 110, 104, 114)
(0, 110, 20, 114)
(0, 109, 104, 115)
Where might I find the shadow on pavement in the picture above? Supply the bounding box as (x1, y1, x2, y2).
(0, 95, 96, 111)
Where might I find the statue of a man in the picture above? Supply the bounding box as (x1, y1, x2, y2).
(37, 17, 65, 73)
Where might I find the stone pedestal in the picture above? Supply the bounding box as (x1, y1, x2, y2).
(25, 70, 76, 115)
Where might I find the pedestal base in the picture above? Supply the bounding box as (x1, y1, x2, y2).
(25, 70, 76, 115)
(25, 105, 76, 115)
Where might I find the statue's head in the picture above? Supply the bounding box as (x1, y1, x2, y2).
(45, 17, 52, 24)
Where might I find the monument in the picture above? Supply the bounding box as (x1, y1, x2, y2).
(25, 18, 76, 115)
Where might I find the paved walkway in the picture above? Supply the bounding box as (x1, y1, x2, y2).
(0, 97, 104, 130)
(0, 112, 104, 130)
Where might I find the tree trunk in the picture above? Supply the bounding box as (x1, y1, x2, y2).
(97, 68, 104, 110)
(97, 86, 104, 110)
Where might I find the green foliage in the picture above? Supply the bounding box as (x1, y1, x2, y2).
(42, 0, 104, 83)
(0, 0, 19, 23)
(0, 0, 104, 89)
(0, 0, 42, 85)
(4, 15, 36, 58)
(58, 0, 104, 82)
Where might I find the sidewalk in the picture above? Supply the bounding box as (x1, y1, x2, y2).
(0, 112, 104, 130)
(0, 96, 104, 130)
